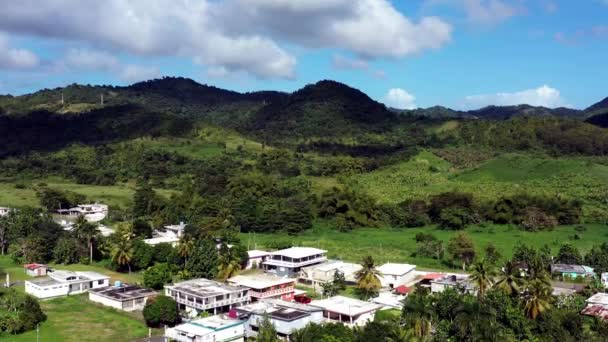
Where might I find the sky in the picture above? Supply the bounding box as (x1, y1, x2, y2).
(0, 0, 606, 110)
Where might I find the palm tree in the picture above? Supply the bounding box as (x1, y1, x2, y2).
(72, 215, 99, 264)
(177, 237, 194, 267)
(523, 278, 552, 319)
(111, 238, 134, 275)
(354, 255, 382, 299)
(402, 294, 433, 339)
(495, 261, 525, 296)
(468, 259, 498, 298)
(217, 243, 242, 281)
(385, 324, 421, 342)
(454, 298, 501, 341)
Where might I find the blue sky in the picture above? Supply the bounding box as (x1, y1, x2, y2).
(0, 0, 606, 110)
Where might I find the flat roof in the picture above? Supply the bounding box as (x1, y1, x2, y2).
(144, 236, 179, 245)
(228, 274, 295, 289)
(310, 296, 382, 317)
(27, 277, 60, 287)
(166, 278, 247, 298)
(551, 264, 592, 274)
(49, 270, 109, 282)
(270, 247, 327, 259)
(248, 250, 269, 258)
(235, 299, 322, 322)
(90, 285, 157, 301)
(377, 263, 416, 276)
(304, 260, 361, 273)
(587, 293, 608, 306)
(172, 316, 243, 335)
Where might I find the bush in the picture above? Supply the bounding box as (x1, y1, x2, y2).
(143, 263, 173, 290)
(520, 207, 558, 231)
(438, 207, 473, 230)
(143, 295, 179, 328)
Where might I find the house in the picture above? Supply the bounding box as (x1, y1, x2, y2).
(372, 290, 408, 309)
(25, 270, 110, 299)
(228, 274, 296, 302)
(246, 250, 269, 269)
(377, 263, 417, 288)
(0, 207, 12, 217)
(89, 282, 157, 311)
(24, 263, 48, 277)
(57, 203, 108, 222)
(430, 274, 475, 294)
(416, 273, 446, 289)
(263, 247, 327, 277)
(165, 278, 250, 317)
(165, 315, 245, 342)
(59, 220, 114, 237)
(144, 222, 187, 246)
(310, 296, 383, 326)
(232, 299, 324, 339)
(581, 293, 608, 321)
(300, 260, 362, 289)
(551, 264, 595, 279)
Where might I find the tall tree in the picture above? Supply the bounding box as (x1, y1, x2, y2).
(111, 238, 134, 274)
(469, 260, 498, 298)
(556, 243, 582, 265)
(217, 243, 242, 281)
(354, 255, 382, 299)
(177, 236, 194, 268)
(256, 314, 280, 342)
(447, 233, 476, 270)
(402, 293, 433, 339)
(186, 239, 219, 279)
(72, 215, 99, 264)
(524, 279, 552, 320)
(495, 261, 525, 297)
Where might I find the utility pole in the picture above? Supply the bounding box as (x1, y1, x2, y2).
(100, 93, 104, 106)
(36, 323, 40, 342)
(61, 93, 64, 105)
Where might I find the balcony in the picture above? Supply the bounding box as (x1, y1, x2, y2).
(263, 255, 327, 268)
(249, 286, 295, 299)
(174, 295, 249, 310)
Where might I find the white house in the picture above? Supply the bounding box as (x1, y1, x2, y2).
(300, 260, 362, 289)
(144, 222, 186, 246)
(310, 296, 382, 327)
(0, 207, 12, 217)
(25, 270, 110, 299)
(89, 282, 157, 311)
(166, 315, 245, 342)
(57, 203, 109, 222)
(430, 274, 474, 294)
(246, 250, 269, 269)
(377, 263, 417, 288)
(233, 299, 324, 339)
(165, 278, 250, 317)
(228, 274, 296, 302)
(263, 247, 327, 277)
(24, 263, 48, 277)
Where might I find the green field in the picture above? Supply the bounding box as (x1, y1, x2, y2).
(0, 177, 178, 209)
(241, 222, 608, 270)
(1, 295, 150, 342)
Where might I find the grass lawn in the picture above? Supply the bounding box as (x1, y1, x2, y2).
(240, 221, 608, 270)
(1, 295, 150, 342)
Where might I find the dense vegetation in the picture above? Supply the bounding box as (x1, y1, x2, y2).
(0, 288, 46, 334)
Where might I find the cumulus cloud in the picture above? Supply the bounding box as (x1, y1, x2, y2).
(0, 33, 39, 70)
(463, 85, 566, 108)
(0, 0, 451, 79)
(426, 0, 521, 25)
(119, 65, 161, 82)
(332, 55, 369, 70)
(382, 88, 417, 109)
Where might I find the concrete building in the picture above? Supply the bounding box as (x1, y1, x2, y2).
(581, 293, 608, 321)
(25, 270, 110, 299)
(144, 222, 186, 246)
(246, 250, 269, 270)
(551, 264, 595, 279)
(228, 274, 296, 302)
(57, 203, 108, 222)
(24, 263, 48, 277)
(166, 315, 245, 342)
(263, 247, 327, 277)
(165, 278, 250, 317)
(310, 296, 382, 327)
(430, 274, 475, 294)
(89, 283, 157, 311)
(300, 260, 362, 289)
(233, 299, 324, 339)
(372, 291, 407, 309)
(377, 263, 417, 288)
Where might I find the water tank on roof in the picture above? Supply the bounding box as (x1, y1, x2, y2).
(114, 281, 122, 288)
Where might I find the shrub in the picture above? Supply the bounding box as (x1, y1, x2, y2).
(143, 263, 173, 290)
(520, 207, 558, 231)
(143, 295, 179, 328)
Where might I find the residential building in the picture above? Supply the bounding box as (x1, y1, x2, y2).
(246, 250, 269, 270)
(89, 282, 157, 311)
(165, 278, 250, 317)
(59, 220, 114, 237)
(263, 247, 327, 277)
(25, 270, 110, 299)
(377, 263, 417, 288)
(57, 203, 108, 222)
(551, 264, 595, 279)
(232, 299, 324, 339)
(144, 222, 186, 246)
(228, 274, 296, 302)
(300, 260, 362, 289)
(165, 315, 245, 342)
(310, 296, 382, 326)
(581, 293, 608, 321)
(24, 263, 48, 277)
(430, 274, 475, 294)
(372, 291, 407, 309)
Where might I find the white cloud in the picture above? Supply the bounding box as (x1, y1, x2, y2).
(426, 0, 520, 25)
(62, 48, 120, 71)
(0, 0, 452, 79)
(0, 32, 39, 70)
(372, 70, 387, 79)
(332, 55, 369, 70)
(463, 85, 566, 108)
(119, 65, 161, 83)
(382, 88, 417, 109)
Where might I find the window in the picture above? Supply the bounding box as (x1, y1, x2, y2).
(98, 280, 104, 285)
